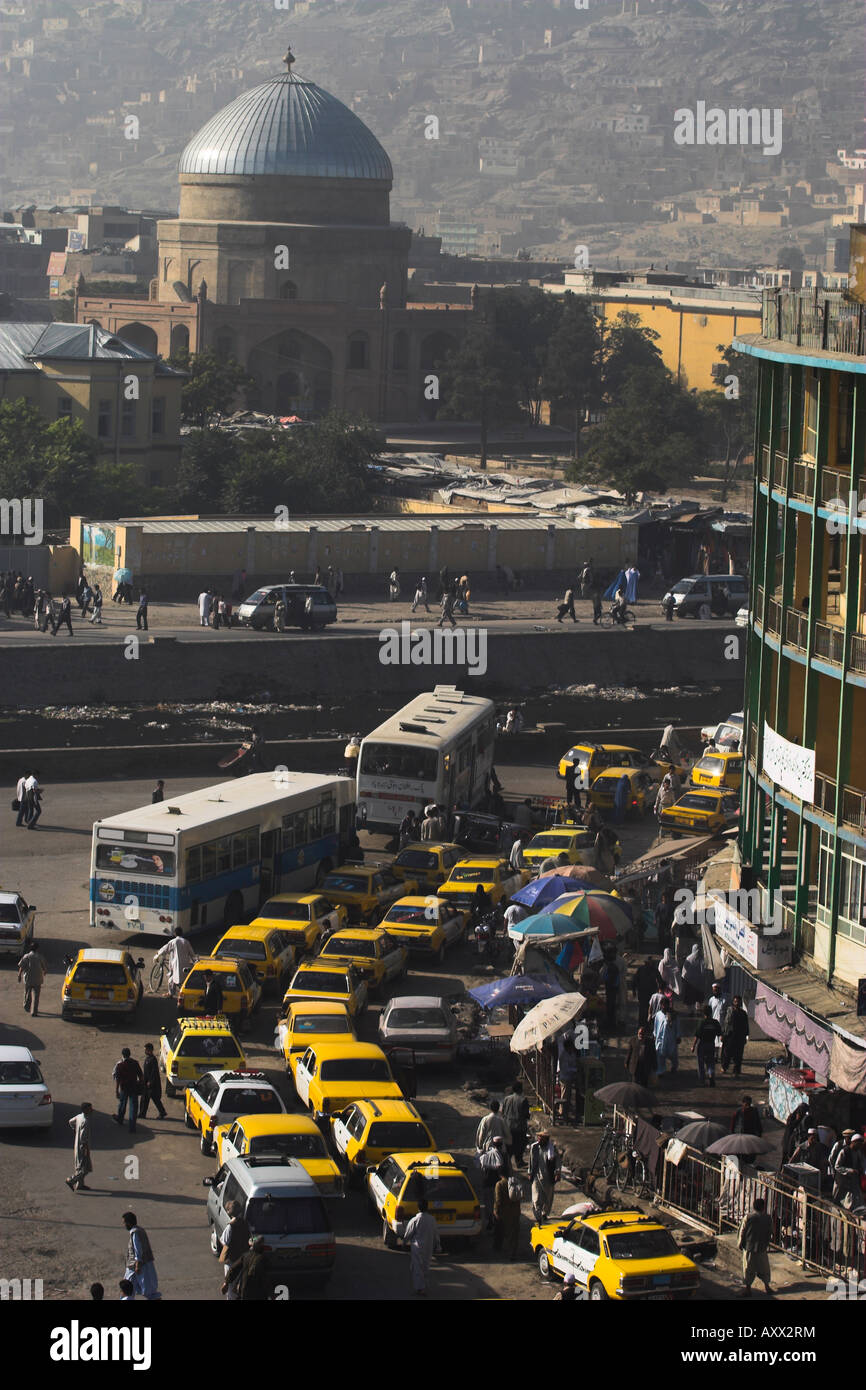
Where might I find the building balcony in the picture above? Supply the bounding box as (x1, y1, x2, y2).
(746, 725, 866, 833)
(761, 288, 866, 357)
(759, 449, 866, 508)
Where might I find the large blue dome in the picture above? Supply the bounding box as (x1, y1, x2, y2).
(179, 73, 393, 182)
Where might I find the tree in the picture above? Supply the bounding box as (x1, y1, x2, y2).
(579, 366, 704, 500)
(0, 401, 100, 526)
(599, 310, 667, 400)
(171, 428, 239, 511)
(168, 347, 252, 427)
(218, 412, 376, 515)
(696, 345, 757, 500)
(777, 245, 805, 272)
(491, 287, 561, 427)
(437, 314, 524, 470)
(542, 292, 602, 461)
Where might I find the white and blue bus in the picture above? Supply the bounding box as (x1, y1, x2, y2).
(90, 772, 356, 937)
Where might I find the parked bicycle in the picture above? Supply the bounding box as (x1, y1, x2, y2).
(592, 1120, 628, 1181)
(614, 1143, 652, 1199)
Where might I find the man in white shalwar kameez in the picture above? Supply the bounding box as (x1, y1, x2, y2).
(401, 1200, 441, 1295)
(153, 930, 196, 997)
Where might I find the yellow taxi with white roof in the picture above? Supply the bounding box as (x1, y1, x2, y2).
(184, 1068, 286, 1155)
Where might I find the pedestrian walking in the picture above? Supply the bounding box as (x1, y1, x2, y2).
(478, 1135, 510, 1228)
(528, 1130, 560, 1223)
(492, 1172, 521, 1258)
(14, 769, 29, 827)
(152, 929, 196, 998)
(411, 577, 429, 613)
(112, 1047, 143, 1133)
(692, 1006, 721, 1086)
(832, 1133, 865, 1207)
(18, 941, 46, 1017)
(227, 1235, 272, 1300)
(388, 567, 400, 601)
(400, 1199, 441, 1295)
(139, 1043, 167, 1120)
(738, 1197, 773, 1296)
(613, 771, 630, 824)
(335, 567, 344, 598)
(51, 595, 74, 636)
(198, 589, 211, 627)
(556, 586, 577, 623)
(653, 998, 680, 1077)
(273, 597, 286, 632)
(218, 1201, 251, 1300)
(217, 594, 228, 629)
(23, 771, 42, 829)
(66, 1102, 94, 1191)
(440, 591, 456, 628)
(730, 1095, 763, 1137)
(89, 584, 103, 624)
(398, 809, 416, 848)
(633, 957, 660, 1024)
(626, 1024, 656, 1086)
(197, 968, 224, 1015)
(720, 996, 750, 1075)
(475, 1099, 511, 1152)
(501, 1082, 530, 1166)
(653, 774, 676, 834)
(591, 585, 603, 625)
(136, 592, 149, 631)
(625, 564, 640, 604)
(90, 1284, 104, 1301)
(151, 780, 165, 804)
(122, 1212, 160, 1300)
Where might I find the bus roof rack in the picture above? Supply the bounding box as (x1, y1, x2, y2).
(433, 685, 463, 701)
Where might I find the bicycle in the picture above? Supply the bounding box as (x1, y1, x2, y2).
(614, 1144, 652, 1199)
(149, 956, 170, 995)
(592, 1121, 628, 1181)
(600, 604, 636, 629)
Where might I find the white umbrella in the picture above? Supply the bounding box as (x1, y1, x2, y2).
(510, 991, 587, 1053)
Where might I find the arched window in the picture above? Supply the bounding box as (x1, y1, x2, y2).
(279, 281, 298, 300)
(170, 324, 190, 356)
(347, 332, 369, 371)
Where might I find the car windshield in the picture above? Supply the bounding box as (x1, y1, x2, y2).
(530, 833, 571, 849)
(244, 589, 271, 605)
(448, 866, 496, 882)
(672, 580, 695, 595)
(219, 1090, 282, 1116)
(322, 874, 367, 893)
(386, 1008, 448, 1029)
(217, 939, 267, 961)
(176, 1036, 241, 1059)
(695, 757, 725, 775)
(395, 850, 437, 870)
(261, 901, 310, 922)
(368, 1122, 430, 1147)
(605, 1230, 680, 1259)
(0, 905, 22, 924)
(72, 963, 128, 985)
(0, 1061, 42, 1084)
(319, 1060, 391, 1082)
(386, 905, 433, 924)
(359, 743, 439, 782)
(324, 938, 375, 958)
(676, 794, 718, 811)
(292, 973, 349, 994)
(249, 1134, 327, 1159)
(293, 1015, 352, 1035)
(245, 1196, 328, 1236)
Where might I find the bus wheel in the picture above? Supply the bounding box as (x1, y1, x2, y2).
(223, 892, 244, 932)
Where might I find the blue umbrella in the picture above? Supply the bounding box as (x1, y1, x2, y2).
(469, 975, 564, 1009)
(511, 875, 580, 910)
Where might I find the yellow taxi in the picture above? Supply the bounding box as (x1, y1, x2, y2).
(61, 948, 145, 1021)
(282, 961, 368, 1018)
(159, 1016, 246, 1097)
(250, 892, 348, 954)
(378, 896, 467, 962)
(690, 749, 744, 793)
(0, 890, 36, 959)
(213, 1113, 345, 1196)
(211, 923, 296, 991)
(559, 743, 686, 788)
(589, 767, 660, 817)
(291, 1041, 404, 1116)
(366, 1152, 482, 1245)
(184, 1068, 285, 1155)
(658, 788, 734, 836)
(177, 957, 262, 1026)
(390, 843, 465, 890)
(521, 826, 599, 869)
(275, 1000, 357, 1071)
(531, 1209, 700, 1300)
(437, 857, 527, 914)
(316, 927, 408, 994)
(331, 1098, 435, 1179)
(319, 865, 419, 925)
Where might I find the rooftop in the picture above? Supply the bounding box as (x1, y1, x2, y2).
(0, 323, 183, 375)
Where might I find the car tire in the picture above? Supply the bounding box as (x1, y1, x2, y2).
(435, 944, 446, 966)
(697, 602, 711, 621)
(537, 1248, 555, 1281)
(383, 1221, 399, 1250)
(201, 1132, 214, 1156)
(164, 1081, 176, 1099)
(209, 1224, 220, 1258)
(590, 1279, 609, 1301)
(184, 1109, 195, 1129)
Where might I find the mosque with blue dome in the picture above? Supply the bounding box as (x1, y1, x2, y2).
(76, 51, 466, 422)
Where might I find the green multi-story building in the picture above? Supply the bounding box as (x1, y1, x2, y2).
(732, 236, 866, 993)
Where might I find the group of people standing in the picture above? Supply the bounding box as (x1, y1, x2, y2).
(13, 769, 42, 829)
(197, 589, 233, 629)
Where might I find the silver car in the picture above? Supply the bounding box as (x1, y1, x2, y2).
(378, 995, 459, 1065)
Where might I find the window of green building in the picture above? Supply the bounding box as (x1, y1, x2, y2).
(802, 368, 819, 459)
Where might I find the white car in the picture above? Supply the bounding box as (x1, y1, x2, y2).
(184, 1068, 286, 1155)
(0, 892, 36, 957)
(0, 1046, 53, 1129)
(699, 711, 744, 748)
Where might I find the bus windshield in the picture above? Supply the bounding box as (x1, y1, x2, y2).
(359, 743, 439, 782)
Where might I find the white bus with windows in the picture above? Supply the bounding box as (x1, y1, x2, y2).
(356, 687, 497, 834)
(90, 771, 356, 937)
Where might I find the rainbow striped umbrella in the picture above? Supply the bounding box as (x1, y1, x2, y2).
(546, 890, 633, 941)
